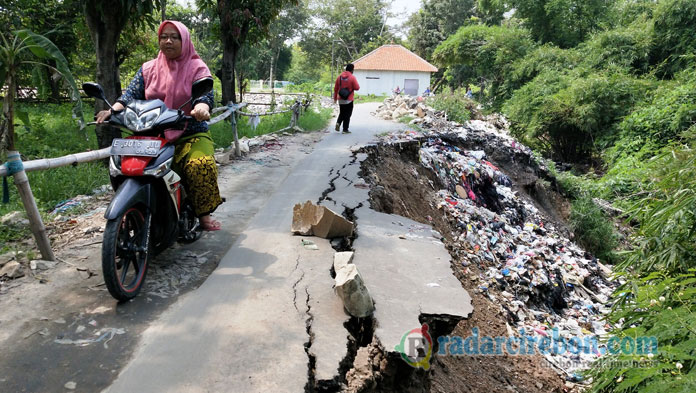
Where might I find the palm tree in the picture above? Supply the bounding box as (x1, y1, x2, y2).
(0, 29, 82, 154)
(0, 29, 82, 261)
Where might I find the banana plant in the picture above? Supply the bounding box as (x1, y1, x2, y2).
(0, 29, 83, 154)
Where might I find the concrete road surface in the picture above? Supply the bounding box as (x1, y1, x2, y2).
(105, 102, 472, 392)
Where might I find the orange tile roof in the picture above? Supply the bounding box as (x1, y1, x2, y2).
(353, 45, 438, 73)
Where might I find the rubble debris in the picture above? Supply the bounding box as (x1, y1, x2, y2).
(301, 239, 319, 250)
(64, 381, 76, 390)
(30, 260, 57, 271)
(0, 252, 16, 267)
(371, 96, 617, 377)
(334, 262, 374, 318)
(333, 251, 354, 272)
(291, 201, 354, 238)
(372, 94, 484, 127)
(372, 94, 440, 125)
(0, 211, 29, 227)
(0, 261, 24, 279)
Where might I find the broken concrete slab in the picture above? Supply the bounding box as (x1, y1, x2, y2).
(300, 242, 353, 389)
(333, 251, 354, 272)
(0, 261, 24, 279)
(291, 200, 353, 238)
(334, 264, 374, 318)
(352, 213, 473, 353)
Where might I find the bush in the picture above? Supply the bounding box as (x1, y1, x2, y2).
(432, 24, 536, 109)
(504, 68, 647, 162)
(501, 44, 581, 103)
(616, 69, 696, 149)
(569, 197, 617, 262)
(651, 0, 696, 77)
(427, 87, 477, 124)
(578, 20, 653, 74)
(588, 270, 696, 392)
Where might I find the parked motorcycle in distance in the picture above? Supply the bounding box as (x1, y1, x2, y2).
(83, 78, 213, 301)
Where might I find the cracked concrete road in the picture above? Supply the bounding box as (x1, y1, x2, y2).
(105, 103, 472, 392)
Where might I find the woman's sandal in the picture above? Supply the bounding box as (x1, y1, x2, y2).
(200, 218, 221, 231)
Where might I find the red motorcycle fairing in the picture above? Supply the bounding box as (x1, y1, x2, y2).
(120, 136, 167, 176)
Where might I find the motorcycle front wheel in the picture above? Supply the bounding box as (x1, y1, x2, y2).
(102, 206, 150, 301)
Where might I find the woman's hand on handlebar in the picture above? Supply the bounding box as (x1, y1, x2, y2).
(191, 103, 211, 122)
(95, 102, 125, 124)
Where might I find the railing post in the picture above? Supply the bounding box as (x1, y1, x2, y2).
(228, 102, 241, 157)
(5, 151, 55, 261)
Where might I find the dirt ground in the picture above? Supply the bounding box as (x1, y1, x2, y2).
(360, 143, 573, 393)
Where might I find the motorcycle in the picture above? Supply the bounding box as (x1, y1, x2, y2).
(83, 78, 214, 301)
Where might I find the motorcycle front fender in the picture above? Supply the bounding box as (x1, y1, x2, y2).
(104, 178, 154, 220)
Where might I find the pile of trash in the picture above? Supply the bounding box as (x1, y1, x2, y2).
(376, 100, 616, 380)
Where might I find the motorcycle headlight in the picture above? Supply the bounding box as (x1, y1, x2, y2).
(124, 108, 139, 130)
(140, 108, 161, 131)
(143, 156, 173, 177)
(123, 107, 161, 132)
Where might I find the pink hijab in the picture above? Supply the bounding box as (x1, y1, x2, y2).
(142, 20, 212, 114)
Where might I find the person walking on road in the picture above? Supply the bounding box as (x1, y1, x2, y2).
(333, 63, 360, 133)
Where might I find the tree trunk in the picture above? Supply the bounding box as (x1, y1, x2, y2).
(84, 0, 126, 149)
(46, 65, 61, 101)
(2, 70, 17, 151)
(220, 37, 238, 104)
(270, 56, 274, 93)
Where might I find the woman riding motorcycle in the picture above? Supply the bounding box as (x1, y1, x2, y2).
(96, 20, 222, 231)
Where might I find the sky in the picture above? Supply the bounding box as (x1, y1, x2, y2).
(388, 0, 422, 31)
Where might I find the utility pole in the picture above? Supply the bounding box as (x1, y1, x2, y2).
(331, 39, 351, 88)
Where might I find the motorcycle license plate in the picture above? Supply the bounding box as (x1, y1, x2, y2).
(110, 139, 160, 157)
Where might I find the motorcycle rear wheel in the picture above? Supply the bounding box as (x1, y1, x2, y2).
(102, 206, 150, 301)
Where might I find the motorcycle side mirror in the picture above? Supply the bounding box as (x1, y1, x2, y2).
(82, 82, 113, 109)
(178, 77, 214, 112)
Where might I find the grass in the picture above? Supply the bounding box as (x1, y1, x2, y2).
(354, 94, 389, 103)
(398, 115, 415, 124)
(209, 104, 332, 147)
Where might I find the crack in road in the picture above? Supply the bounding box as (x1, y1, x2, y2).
(292, 255, 305, 312)
(303, 286, 317, 392)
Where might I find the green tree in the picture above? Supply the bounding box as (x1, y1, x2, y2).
(1, 0, 83, 100)
(477, 0, 508, 25)
(198, 0, 296, 104)
(503, 68, 647, 162)
(510, 0, 615, 48)
(300, 0, 390, 68)
(285, 44, 323, 84)
(650, 0, 696, 77)
(1, 30, 82, 153)
(406, 0, 478, 60)
(432, 24, 535, 107)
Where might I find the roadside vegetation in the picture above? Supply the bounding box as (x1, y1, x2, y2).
(416, 0, 696, 390)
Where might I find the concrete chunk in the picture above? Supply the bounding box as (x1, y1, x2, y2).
(333, 252, 354, 272)
(0, 261, 24, 279)
(291, 201, 353, 238)
(334, 264, 374, 318)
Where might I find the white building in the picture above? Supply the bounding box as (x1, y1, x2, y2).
(351, 45, 438, 96)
